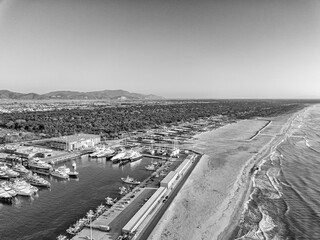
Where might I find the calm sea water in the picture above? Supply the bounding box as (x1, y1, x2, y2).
(0, 156, 153, 240)
(235, 106, 320, 239)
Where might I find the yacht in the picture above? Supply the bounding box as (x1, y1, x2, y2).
(12, 164, 30, 175)
(24, 173, 51, 188)
(0, 182, 17, 197)
(95, 148, 115, 158)
(28, 159, 53, 175)
(130, 151, 143, 162)
(0, 165, 20, 178)
(10, 179, 37, 196)
(57, 165, 70, 174)
(51, 169, 69, 179)
(0, 188, 13, 203)
(28, 159, 53, 170)
(121, 176, 141, 185)
(0, 170, 9, 179)
(111, 152, 126, 163)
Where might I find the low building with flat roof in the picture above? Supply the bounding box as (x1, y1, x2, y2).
(175, 158, 191, 176)
(49, 134, 100, 151)
(160, 171, 179, 189)
(122, 187, 166, 234)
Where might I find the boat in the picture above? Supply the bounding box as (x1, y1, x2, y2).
(24, 173, 51, 187)
(119, 159, 130, 166)
(68, 163, 79, 178)
(0, 188, 13, 203)
(0, 182, 17, 197)
(10, 179, 37, 196)
(28, 159, 53, 175)
(105, 196, 117, 206)
(12, 164, 30, 175)
(0, 170, 9, 179)
(95, 148, 115, 158)
(121, 176, 140, 185)
(28, 159, 53, 170)
(51, 169, 69, 179)
(111, 152, 126, 163)
(0, 165, 20, 178)
(145, 164, 156, 171)
(129, 151, 143, 162)
(56, 235, 68, 240)
(119, 186, 128, 195)
(57, 165, 70, 174)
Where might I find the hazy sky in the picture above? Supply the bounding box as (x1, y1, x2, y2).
(1, 0, 320, 98)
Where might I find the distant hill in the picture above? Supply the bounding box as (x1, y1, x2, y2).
(0, 89, 163, 100)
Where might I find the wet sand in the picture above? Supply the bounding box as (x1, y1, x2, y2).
(148, 113, 301, 240)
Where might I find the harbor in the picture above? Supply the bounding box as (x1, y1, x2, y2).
(0, 123, 207, 240)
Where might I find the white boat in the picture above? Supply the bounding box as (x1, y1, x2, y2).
(121, 176, 140, 185)
(0, 188, 13, 203)
(57, 165, 70, 174)
(0, 165, 20, 178)
(105, 196, 116, 206)
(68, 163, 79, 178)
(145, 164, 156, 171)
(51, 169, 69, 179)
(0, 182, 17, 197)
(0, 170, 9, 179)
(10, 180, 37, 196)
(24, 173, 51, 187)
(12, 164, 30, 174)
(111, 152, 126, 163)
(28, 159, 53, 170)
(130, 151, 143, 162)
(95, 148, 115, 158)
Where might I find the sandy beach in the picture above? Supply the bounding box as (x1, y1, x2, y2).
(148, 110, 303, 240)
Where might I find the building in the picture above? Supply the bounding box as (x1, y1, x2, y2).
(122, 187, 166, 234)
(49, 134, 100, 151)
(175, 158, 191, 176)
(160, 171, 179, 189)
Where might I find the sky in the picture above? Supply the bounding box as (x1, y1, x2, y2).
(0, 0, 320, 99)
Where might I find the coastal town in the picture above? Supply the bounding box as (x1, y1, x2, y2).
(0, 99, 306, 240)
(0, 108, 223, 240)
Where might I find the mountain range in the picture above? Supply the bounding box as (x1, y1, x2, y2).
(0, 90, 163, 100)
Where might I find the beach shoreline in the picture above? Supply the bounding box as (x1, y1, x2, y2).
(148, 108, 306, 240)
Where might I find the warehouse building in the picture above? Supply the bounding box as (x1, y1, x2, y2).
(49, 134, 100, 150)
(122, 187, 166, 234)
(160, 171, 179, 189)
(175, 158, 191, 176)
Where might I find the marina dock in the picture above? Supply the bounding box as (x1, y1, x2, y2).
(72, 188, 157, 240)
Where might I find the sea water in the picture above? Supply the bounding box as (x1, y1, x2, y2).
(0, 156, 153, 240)
(235, 105, 320, 239)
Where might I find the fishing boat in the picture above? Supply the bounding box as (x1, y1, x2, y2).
(121, 176, 140, 185)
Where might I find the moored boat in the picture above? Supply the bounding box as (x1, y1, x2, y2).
(12, 164, 30, 175)
(145, 164, 156, 171)
(51, 169, 69, 179)
(24, 173, 51, 187)
(121, 175, 140, 185)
